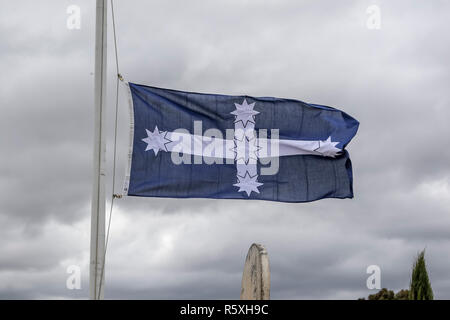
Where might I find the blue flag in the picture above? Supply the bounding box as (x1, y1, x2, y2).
(123, 83, 359, 202)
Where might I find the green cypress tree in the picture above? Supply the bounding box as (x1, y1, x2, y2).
(409, 250, 433, 300)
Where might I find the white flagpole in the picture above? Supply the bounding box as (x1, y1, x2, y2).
(90, 0, 107, 300)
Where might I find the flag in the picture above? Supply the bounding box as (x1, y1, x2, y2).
(123, 83, 359, 203)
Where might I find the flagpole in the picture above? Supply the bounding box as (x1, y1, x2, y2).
(90, 0, 107, 300)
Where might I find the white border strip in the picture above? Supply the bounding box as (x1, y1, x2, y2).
(122, 82, 135, 195)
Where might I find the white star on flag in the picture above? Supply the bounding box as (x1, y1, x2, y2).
(231, 135, 261, 164)
(233, 172, 264, 196)
(142, 125, 171, 156)
(314, 136, 341, 157)
(230, 99, 260, 127)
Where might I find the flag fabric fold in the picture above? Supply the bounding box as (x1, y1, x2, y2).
(123, 82, 359, 203)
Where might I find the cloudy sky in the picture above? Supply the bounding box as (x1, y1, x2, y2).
(1, 0, 449, 299)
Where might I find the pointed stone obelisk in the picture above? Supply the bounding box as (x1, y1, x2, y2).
(240, 243, 270, 300)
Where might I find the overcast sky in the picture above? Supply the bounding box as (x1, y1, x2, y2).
(1, 0, 449, 299)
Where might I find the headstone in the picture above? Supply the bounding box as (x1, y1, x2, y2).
(240, 243, 270, 300)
